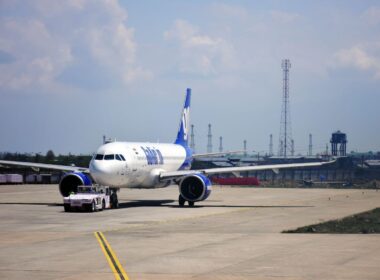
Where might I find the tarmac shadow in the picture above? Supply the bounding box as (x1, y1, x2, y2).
(118, 199, 175, 208)
(0, 202, 62, 207)
(169, 205, 314, 209)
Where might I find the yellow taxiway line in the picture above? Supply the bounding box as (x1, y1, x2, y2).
(94, 231, 129, 280)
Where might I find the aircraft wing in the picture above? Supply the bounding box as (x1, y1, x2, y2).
(160, 161, 335, 180)
(0, 160, 89, 173)
(192, 150, 244, 158)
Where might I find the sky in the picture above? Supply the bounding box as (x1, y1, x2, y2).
(0, 0, 379, 155)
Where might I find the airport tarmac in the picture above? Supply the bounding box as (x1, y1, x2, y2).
(0, 184, 380, 280)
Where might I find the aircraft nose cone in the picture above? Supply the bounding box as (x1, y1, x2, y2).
(89, 160, 120, 186)
(90, 160, 109, 184)
(90, 160, 105, 175)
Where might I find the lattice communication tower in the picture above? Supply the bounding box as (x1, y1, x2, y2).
(278, 59, 293, 158)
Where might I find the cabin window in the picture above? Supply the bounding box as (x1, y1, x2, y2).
(115, 154, 122, 161)
(104, 154, 115, 160)
(120, 154, 126, 161)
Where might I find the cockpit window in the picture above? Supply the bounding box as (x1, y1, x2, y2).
(95, 154, 104, 160)
(104, 154, 114, 160)
(119, 154, 126, 161)
(115, 154, 122, 161)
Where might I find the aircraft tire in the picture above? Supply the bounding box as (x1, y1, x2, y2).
(178, 195, 186, 207)
(111, 193, 119, 209)
(64, 204, 71, 212)
(188, 201, 195, 207)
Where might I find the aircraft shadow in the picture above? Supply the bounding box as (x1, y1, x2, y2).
(0, 202, 62, 207)
(118, 199, 175, 208)
(0, 200, 314, 210)
(169, 205, 314, 209)
(118, 200, 313, 209)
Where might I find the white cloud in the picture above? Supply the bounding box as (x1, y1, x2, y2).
(333, 45, 380, 79)
(0, 0, 151, 94)
(164, 20, 238, 76)
(123, 67, 153, 83)
(362, 6, 380, 25)
(0, 18, 73, 91)
(270, 10, 300, 24)
(210, 3, 248, 19)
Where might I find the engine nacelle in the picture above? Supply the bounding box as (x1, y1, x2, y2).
(179, 174, 212, 202)
(59, 172, 92, 197)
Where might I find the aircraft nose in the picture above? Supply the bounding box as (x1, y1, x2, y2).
(89, 159, 121, 186)
(90, 160, 109, 184)
(90, 159, 105, 174)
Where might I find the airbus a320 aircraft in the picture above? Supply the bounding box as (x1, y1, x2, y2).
(0, 88, 332, 207)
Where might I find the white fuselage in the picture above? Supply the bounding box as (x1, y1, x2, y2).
(89, 142, 188, 188)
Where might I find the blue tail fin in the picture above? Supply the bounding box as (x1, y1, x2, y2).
(175, 88, 191, 147)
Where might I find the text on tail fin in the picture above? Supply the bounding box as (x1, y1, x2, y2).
(175, 88, 191, 146)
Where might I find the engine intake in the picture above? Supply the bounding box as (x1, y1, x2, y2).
(59, 172, 92, 197)
(179, 174, 212, 202)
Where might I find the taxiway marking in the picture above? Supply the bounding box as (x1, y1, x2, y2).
(94, 231, 129, 280)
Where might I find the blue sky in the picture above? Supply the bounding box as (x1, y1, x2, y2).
(0, 0, 379, 155)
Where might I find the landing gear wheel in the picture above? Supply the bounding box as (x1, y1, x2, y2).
(188, 201, 195, 207)
(101, 199, 105, 211)
(178, 195, 186, 207)
(111, 192, 119, 209)
(64, 204, 71, 212)
(91, 200, 96, 212)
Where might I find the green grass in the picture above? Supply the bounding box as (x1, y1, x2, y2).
(283, 208, 380, 234)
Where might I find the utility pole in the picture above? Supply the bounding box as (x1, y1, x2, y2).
(207, 124, 213, 153)
(190, 124, 195, 152)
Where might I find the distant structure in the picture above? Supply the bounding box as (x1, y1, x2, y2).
(103, 135, 112, 144)
(279, 140, 284, 156)
(269, 134, 273, 156)
(207, 124, 213, 153)
(219, 136, 223, 153)
(278, 59, 293, 158)
(330, 130, 347, 156)
(243, 140, 247, 157)
(190, 124, 195, 152)
(308, 134, 313, 156)
(291, 139, 295, 156)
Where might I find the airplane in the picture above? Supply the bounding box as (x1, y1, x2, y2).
(0, 88, 333, 207)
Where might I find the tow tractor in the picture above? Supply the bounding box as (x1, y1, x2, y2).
(63, 185, 119, 212)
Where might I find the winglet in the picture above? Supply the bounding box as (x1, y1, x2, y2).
(174, 88, 191, 147)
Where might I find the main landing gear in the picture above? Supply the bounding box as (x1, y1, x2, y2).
(178, 195, 195, 207)
(110, 189, 119, 209)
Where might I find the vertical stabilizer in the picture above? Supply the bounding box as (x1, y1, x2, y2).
(175, 88, 191, 147)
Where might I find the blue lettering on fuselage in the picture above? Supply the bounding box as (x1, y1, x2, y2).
(141, 146, 164, 165)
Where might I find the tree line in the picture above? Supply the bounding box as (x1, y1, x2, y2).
(0, 150, 92, 168)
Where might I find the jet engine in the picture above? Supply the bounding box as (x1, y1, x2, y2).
(59, 172, 92, 196)
(179, 174, 212, 202)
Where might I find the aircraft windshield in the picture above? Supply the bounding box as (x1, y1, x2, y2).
(104, 154, 115, 160)
(95, 154, 104, 160)
(94, 154, 125, 161)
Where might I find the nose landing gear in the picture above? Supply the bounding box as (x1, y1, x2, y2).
(110, 189, 119, 209)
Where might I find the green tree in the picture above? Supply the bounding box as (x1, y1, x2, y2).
(46, 150, 55, 162)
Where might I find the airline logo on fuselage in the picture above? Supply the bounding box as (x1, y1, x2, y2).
(182, 107, 189, 140)
(141, 146, 164, 165)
